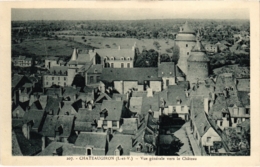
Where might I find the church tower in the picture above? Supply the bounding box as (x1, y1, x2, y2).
(175, 21, 197, 75)
(187, 31, 210, 84)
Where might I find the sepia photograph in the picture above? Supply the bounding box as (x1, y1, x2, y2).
(1, 1, 259, 166)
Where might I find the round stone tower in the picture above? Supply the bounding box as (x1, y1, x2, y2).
(187, 32, 210, 84)
(175, 21, 196, 75)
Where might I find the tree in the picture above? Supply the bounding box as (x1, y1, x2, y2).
(134, 49, 158, 67)
(172, 43, 180, 63)
(160, 53, 171, 62)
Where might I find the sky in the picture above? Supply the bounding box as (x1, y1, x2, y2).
(11, 8, 249, 21)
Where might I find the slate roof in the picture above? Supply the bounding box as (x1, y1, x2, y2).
(95, 48, 135, 59)
(129, 97, 143, 114)
(101, 68, 161, 84)
(12, 74, 24, 88)
(101, 100, 124, 121)
(48, 66, 69, 76)
(76, 104, 101, 122)
(74, 132, 107, 149)
(179, 21, 195, 34)
(158, 62, 176, 77)
(159, 85, 189, 106)
(37, 142, 74, 156)
(59, 101, 76, 115)
(121, 118, 139, 135)
(41, 115, 74, 138)
(107, 134, 132, 156)
(23, 110, 45, 131)
(191, 97, 212, 137)
(76, 92, 94, 102)
(176, 66, 186, 77)
(188, 41, 210, 62)
(112, 93, 128, 102)
(12, 131, 23, 155)
(45, 87, 63, 97)
(141, 94, 160, 115)
(95, 92, 112, 103)
(87, 64, 103, 74)
(38, 95, 48, 109)
(236, 79, 250, 92)
(63, 86, 81, 99)
(45, 96, 62, 115)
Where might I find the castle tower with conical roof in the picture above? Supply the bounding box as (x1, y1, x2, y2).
(175, 21, 197, 75)
(187, 31, 210, 84)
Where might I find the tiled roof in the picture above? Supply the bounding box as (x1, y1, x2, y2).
(158, 62, 176, 77)
(101, 100, 124, 121)
(107, 134, 132, 156)
(101, 68, 161, 84)
(95, 48, 135, 59)
(74, 132, 107, 149)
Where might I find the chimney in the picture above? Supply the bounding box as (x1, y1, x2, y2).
(74, 94, 77, 101)
(87, 103, 93, 110)
(100, 84, 105, 93)
(73, 85, 76, 89)
(121, 81, 124, 94)
(49, 109, 53, 115)
(147, 88, 153, 97)
(209, 100, 214, 110)
(211, 92, 215, 100)
(42, 136, 46, 151)
(204, 98, 209, 114)
(168, 106, 173, 114)
(18, 89, 21, 95)
(223, 90, 227, 98)
(185, 90, 189, 98)
(59, 102, 62, 109)
(82, 101, 86, 109)
(118, 46, 121, 50)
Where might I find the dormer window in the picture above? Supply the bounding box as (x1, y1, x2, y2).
(86, 147, 92, 155)
(110, 57, 114, 60)
(127, 57, 131, 61)
(136, 143, 142, 152)
(186, 44, 188, 47)
(121, 57, 125, 60)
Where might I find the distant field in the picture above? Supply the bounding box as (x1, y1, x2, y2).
(12, 38, 93, 57)
(57, 35, 176, 54)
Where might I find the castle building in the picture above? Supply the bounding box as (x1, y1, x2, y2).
(175, 21, 197, 75)
(187, 34, 210, 84)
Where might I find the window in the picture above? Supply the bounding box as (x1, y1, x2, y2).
(166, 80, 169, 86)
(121, 63, 124, 68)
(111, 63, 114, 68)
(121, 57, 125, 60)
(52, 82, 54, 85)
(64, 77, 66, 80)
(90, 76, 94, 83)
(58, 77, 60, 80)
(58, 82, 60, 85)
(220, 121, 223, 126)
(187, 52, 189, 55)
(127, 57, 131, 61)
(46, 82, 48, 85)
(103, 120, 108, 126)
(96, 76, 101, 82)
(245, 109, 249, 114)
(186, 44, 188, 47)
(112, 121, 117, 127)
(111, 57, 114, 60)
(64, 82, 66, 86)
(234, 118, 237, 123)
(207, 137, 211, 142)
(45, 76, 48, 80)
(86, 148, 92, 155)
(127, 63, 130, 68)
(52, 77, 54, 80)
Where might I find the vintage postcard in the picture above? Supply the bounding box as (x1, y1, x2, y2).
(0, 1, 259, 166)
